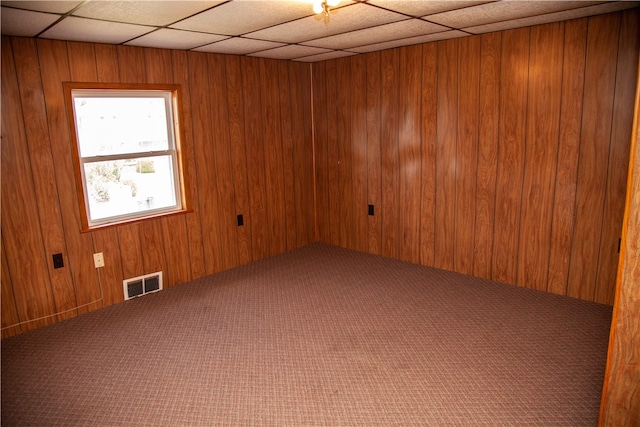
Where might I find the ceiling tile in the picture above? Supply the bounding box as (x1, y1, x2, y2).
(40, 16, 153, 44)
(193, 37, 285, 55)
(73, 1, 222, 27)
(465, 1, 640, 34)
(249, 44, 331, 60)
(426, 0, 604, 28)
(1, 1, 82, 14)
(2, 0, 637, 61)
(126, 28, 228, 50)
(0, 7, 60, 36)
(293, 50, 357, 62)
(348, 30, 468, 53)
(171, 0, 313, 36)
(246, 2, 408, 43)
(303, 18, 447, 50)
(367, 0, 493, 17)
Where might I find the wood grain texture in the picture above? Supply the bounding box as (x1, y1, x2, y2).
(473, 32, 501, 280)
(225, 55, 253, 264)
(379, 49, 400, 259)
(140, 219, 167, 275)
(336, 58, 354, 249)
(95, 44, 120, 82)
(160, 216, 192, 287)
(117, 225, 144, 279)
(599, 49, 640, 425)
(492, 28, 528, 285)
(419, 43, 437, 267)
(189, 51, 225, 273)
(288, 62, 314, 248)
(205, 54, 239, 270)
(398, 45, 422, 263)
(435, 39, 458, 271)
(45, 39, 108, 310)
(67, 41, 97, 81)
(62, 41, 103, 314)
(91, 227, 123, 306)
(313, 61, 331, 245)
(1, 38, 57, 331)
(547, 19, 587, 296)
(117, 45, 146, 83)
(277, 61, 298, 250)
(567, 14, 620, 301)
(455, 36, 480, 275)
(351, 55, 368, 253)
(517, 22, 563, 291)
(143, 47, 193, 287)
(365, 52, 382, 255)
(2, 37, 314, 337)
(144, 48, 172, 84)
(595, 8, 640, 305)
(260, 59, 287, 256)
(172, 49, 205, 280)
(243, 57, 269, 261)
(324, 60, 340, 247)
(13, 37, 78, 322)
(1, 240, 22, 338)
(310, 10, 635, 306)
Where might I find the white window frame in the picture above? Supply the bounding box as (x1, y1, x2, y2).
(64, 83, 189, 231)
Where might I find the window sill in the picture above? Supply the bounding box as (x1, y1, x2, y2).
(80, 208, 194, 233)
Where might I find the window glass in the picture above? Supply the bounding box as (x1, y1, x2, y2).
(83, 155, 178, 222)
(73, 96, 170, 157)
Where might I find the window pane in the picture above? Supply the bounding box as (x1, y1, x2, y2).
(84, 155, 178, 223)
(74, 97, 170, 157)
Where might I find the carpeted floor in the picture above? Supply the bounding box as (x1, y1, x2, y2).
(1, 243, 612, 426)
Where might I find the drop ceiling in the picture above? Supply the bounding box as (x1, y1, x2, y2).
(1, 0, 638, 62)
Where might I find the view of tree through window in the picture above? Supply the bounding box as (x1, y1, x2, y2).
(66, 85, 186, 229)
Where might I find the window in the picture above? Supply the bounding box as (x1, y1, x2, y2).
(64, 83, 189, 230)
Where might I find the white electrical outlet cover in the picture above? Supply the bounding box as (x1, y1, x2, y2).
(93, 252, 105, 268)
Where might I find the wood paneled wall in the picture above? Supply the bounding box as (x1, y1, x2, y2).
(600, 55, 640, 426)
(313, 10, 639, 305)
(2, 9, 638, 339)
(1, 37, 314, 338)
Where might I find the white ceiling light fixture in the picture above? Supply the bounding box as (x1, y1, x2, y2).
(313, 0, 340, 24)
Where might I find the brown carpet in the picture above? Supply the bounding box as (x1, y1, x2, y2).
(1, 243, 612, 426)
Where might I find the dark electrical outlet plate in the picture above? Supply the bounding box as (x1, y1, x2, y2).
(368, 204, 375, 216)
(52, 253, 64, 269)
(237, 214, 244, 227)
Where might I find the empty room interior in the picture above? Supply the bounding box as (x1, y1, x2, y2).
(1, 0, 639, 425)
